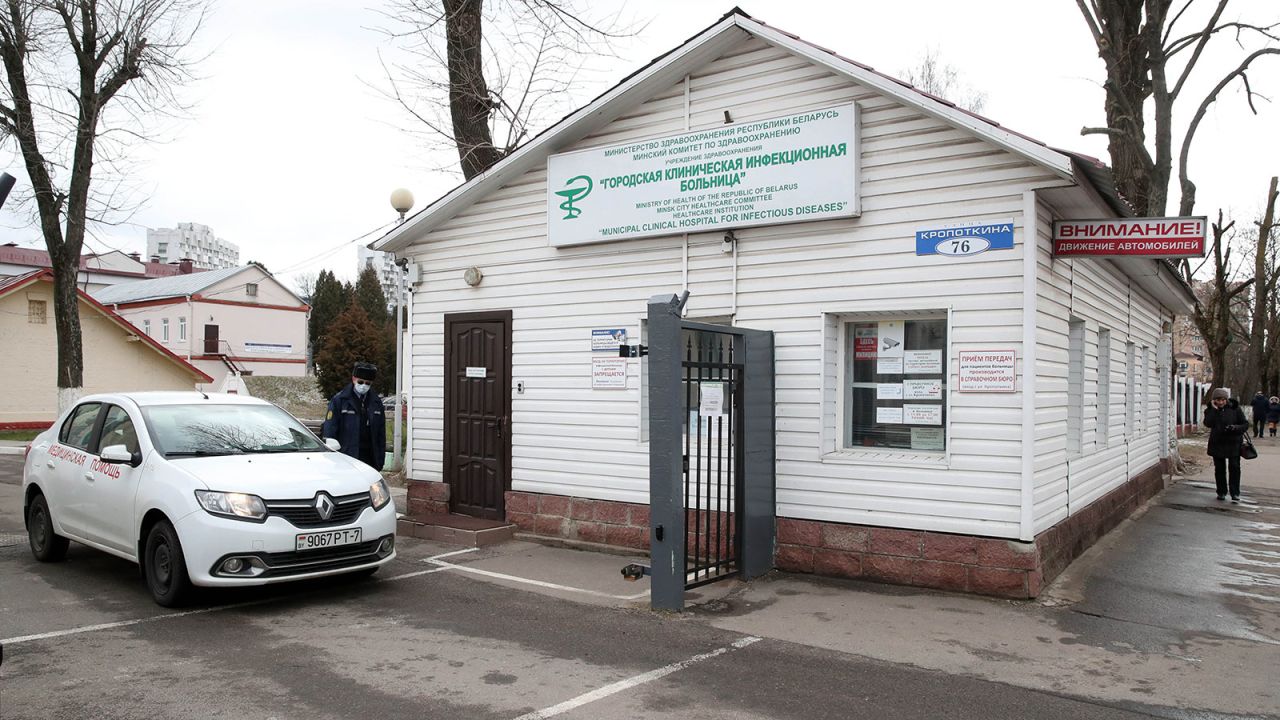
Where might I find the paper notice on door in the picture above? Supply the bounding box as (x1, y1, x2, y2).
(911, 427, 945, 450)
(699, 382, 726, 416)
(876, 356, 904, 375)
(903, 404, 942, 425)
(904, 349, 942, 374)
(876, 383, 904, 400)
(875, 406, 903, 424)
(465, 366, 486, 378)
(903, 379, 943, 400)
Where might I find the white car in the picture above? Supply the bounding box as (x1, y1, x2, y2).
(22, 392, 397, 606)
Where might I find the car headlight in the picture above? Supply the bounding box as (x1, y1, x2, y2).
(370, 479, 391, 511)
(194, 490, 267, 522)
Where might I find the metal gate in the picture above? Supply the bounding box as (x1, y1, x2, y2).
(644, 292, 775, 611)
(682, 329, 744, 588)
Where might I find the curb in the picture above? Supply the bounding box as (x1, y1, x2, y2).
(0, 447, 24, 456)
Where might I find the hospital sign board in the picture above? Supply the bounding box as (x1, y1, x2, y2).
(1052, 217, 1207, 258)
(547, 104, 859, 247)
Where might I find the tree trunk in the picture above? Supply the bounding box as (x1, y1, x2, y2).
(445, 0, 504, 180)
(49, 247, 85, 407)
(1246, 176, 1278, 392)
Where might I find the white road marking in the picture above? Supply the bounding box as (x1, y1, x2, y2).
(1, 600, 273, 645)
(511, 636, 762, 720)
(424, 556, 651, 600)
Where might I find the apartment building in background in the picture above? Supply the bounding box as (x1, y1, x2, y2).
(357, 245, 404, 310)
(147, 223, 240, 269)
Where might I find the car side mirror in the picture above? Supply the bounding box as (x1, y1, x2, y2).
(100, 444, 141, 468)
(324, 438, 341, 452)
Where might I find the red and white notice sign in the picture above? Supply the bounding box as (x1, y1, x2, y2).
(957, 350, 1017, 392)
(1052, 217, 1206, 258)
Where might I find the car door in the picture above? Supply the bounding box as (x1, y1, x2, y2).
(46, 402, 104, 539)
(84, 404, 146, 553)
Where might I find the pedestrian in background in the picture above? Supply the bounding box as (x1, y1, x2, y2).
(1267, 396, 1280, 439)
(1250, 391, 1269, 438)
(1204, 388, 1248, 502)
(322, 361, 386, 470)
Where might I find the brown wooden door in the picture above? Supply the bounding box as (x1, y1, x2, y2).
(444, 311, 512, 520)
(203, 324, 220, 354)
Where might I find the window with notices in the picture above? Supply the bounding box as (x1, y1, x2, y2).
(841, 314, 947, 452)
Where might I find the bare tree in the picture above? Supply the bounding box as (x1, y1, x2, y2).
(1076, 0, 1279, 217)
(374, 0, 639, 180)
(901, 47, 987, 113)
(1181, 211, 1255, 389)
(293, 271, 318, 304)
(0, 0, 206, 409)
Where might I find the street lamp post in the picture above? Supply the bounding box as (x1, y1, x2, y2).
(390, 188, 414, 473)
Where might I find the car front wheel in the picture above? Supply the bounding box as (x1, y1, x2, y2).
(27, 493, 70, 562)
(144, 520, 192, 607)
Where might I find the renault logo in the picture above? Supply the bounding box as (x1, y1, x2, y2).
(314, 493, 335, 521)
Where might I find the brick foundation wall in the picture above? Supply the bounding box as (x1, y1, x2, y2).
(406, 479, 449, 515)
(505, 491, 650, 550)
(775, 520, 1041, 598)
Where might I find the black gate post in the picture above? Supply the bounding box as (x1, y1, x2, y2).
(739, 328, 776, 579)
(648, 293, 687, 611)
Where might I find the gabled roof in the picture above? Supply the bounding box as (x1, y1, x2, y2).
(373, 8, 1082, 253)
(0, 270, 214, 383)
(92, 265, 250, 305)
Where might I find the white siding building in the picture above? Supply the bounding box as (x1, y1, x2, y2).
(147, 223, 240, 269)
(375, 11, 1195, 598)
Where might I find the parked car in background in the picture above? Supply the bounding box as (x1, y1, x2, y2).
(22, 392, 397, 606)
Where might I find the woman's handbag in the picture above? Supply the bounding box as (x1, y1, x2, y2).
(1241, 434, 1258, 460)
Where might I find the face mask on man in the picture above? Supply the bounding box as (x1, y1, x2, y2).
(354, 381, 371, 396)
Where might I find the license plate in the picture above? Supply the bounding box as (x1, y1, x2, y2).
(295, 528, 362, 552)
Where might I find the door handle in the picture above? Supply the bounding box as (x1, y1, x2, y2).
(496, 417, 504, 439)
(46, 460, 55, 469)
(83, 471, 94, 481)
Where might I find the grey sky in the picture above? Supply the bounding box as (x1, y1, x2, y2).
(1, 1, 1275, 287)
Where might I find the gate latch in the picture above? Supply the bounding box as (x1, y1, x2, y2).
(618, 344, 648, 358)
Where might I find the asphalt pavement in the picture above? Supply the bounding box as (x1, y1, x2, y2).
(1, 439, 1277, 719)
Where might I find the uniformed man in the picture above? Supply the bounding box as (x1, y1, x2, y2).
(321, 361, 386, 470)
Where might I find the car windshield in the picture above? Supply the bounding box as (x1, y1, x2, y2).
(142, 403, 325, 457)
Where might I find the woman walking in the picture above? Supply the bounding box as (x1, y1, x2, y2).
(1267, 396, 1280, 439)
(1204, 388, 1248, 502)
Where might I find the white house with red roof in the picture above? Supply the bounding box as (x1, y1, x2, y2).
(0, 270, 213, 429)
(91, 263, 310, 379)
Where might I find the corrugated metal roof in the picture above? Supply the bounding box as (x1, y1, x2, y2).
(92, 265, 247, 304)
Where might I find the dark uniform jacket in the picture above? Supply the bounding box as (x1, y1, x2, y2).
(322, 383, 386, 470)
(1203, 401, 1247, 459)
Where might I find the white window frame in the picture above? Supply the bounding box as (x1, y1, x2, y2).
(178, 316, 187, 341)
(1067, 317, 1085, 457)
(1097, 328, 1111, 447)
(821, 304, 952, 468)
(143, 319, 151, 337)
(1125, 341, 1136, 437)
(161, 317, 169, 342)
(1138, 345, 1149, 435)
